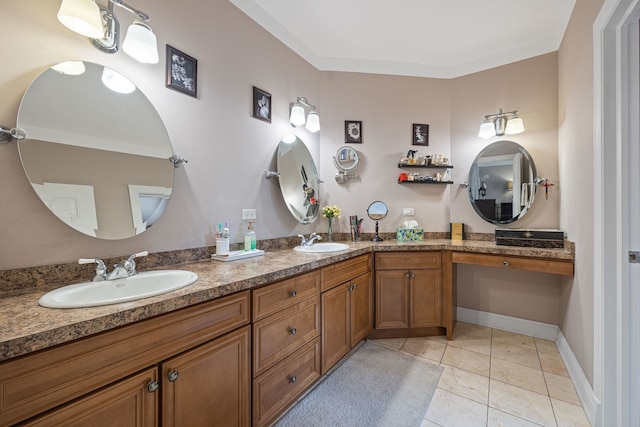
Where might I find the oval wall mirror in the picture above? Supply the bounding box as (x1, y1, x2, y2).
(468, 140, 537, 224)
(275, 135, 320, 224)
(16, 61, 174, 240)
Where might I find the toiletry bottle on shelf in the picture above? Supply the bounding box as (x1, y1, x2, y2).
(244, 220, 256, 251)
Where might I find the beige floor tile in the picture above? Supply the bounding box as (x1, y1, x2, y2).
(373, 337, 406, 350)
(425, 334, 450, 345)
(449, 331, 492, 356)
(544, 371, 580, 405)
(402, 337, 447, 362)
(438, 364, 490, 404)
(455, 321, 493, 339)
(442, 345, 491, 377)
(534, 337, 560, 355)
(551, 398, 590, 427)
(489, 379, 556, 427)
(492, 329, 537, 350)
(490, 358, 547, 395)
(487, 407, 545, 427)
(425, 388, 488, 427)
(491, 340, 541, 369)
(539, 352, 570, 377)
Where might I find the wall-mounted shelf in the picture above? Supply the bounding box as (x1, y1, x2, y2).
(398, 180, 454, 185)
(398, 164, 454, 169)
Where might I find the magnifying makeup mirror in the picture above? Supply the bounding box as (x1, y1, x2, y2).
(367, 200, 388, 242)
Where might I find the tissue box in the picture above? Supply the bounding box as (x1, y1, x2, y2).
(495, 229, 564, 248)
(396, 228, 424, 241)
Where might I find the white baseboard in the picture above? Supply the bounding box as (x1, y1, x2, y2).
(457, 308, 600, 426)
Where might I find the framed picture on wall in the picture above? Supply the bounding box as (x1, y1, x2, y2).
(252, 86, 272, 123)
(412, 123, 429, 146)
(345, 120, 363, 143)
(166, 45, 198, 97)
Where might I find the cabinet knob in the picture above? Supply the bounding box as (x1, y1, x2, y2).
(348, 285, 354, 292)
(289, 327, 297, 335)
(147, 381, 159, 393)
(503, 260, 510, 266)
(167, 370, 179, 382)
(289, 375, 297, 383)
(290, 290, 297, 297)
(410, 273, 415, 278)
(405, 272, 410, 278)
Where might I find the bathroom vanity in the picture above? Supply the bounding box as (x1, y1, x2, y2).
(0, 240, 573, 425)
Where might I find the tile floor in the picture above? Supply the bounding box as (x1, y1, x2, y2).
(373, 322, 591, 427)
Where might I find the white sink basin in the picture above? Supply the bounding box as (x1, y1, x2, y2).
(293, 242, 350, 253)
(38, 270, 198, 309)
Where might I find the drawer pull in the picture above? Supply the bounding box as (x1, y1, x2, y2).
(404, 272, 410, 278)
(348, 285, 354, 292)
(290, 290, 297, 297)
(167, 370, 179, 382)
(410, 273, 415, 278)
(289, 327, 297, 335)
(289, 375, 297, 383)
(503, 261, 510, 266)
(147, 381, 159, 393)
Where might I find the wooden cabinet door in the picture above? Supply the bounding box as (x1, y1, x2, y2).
(162, 326, 250, 427)
(23, 367, 158, 427)
(410, 269, 443, 328)
(375, 270, 409, 329)
(350, 272, 373, 346)
(321, 282, 350, 374)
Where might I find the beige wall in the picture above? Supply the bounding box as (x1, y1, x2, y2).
(558, 0, 605, 387)
(0, 1, 595, 382)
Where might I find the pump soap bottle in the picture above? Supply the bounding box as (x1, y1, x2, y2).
(244, 220, 256, 251)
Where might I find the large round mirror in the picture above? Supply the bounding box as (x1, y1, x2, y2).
(468, 140, 537, 224)
(16, 61, 174, 240)
(276, 135, 320, 224)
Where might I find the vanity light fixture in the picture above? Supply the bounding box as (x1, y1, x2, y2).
(289, 97, 321, 132)
(57, 0, 159, 64)
(478, 108, 525, 139)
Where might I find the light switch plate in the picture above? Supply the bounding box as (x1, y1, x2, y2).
(402, 208, 415, 216)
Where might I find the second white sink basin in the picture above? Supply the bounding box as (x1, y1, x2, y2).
(38, 270, 198, 309)
(293, 242, 350, 253)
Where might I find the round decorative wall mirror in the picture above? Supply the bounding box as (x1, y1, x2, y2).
(275, 135, 320, 224)
(333, 145, 360, 184)
(16, 61, 175, 240)
(367, 200, 388, 241)
(468, 140, 537, 224)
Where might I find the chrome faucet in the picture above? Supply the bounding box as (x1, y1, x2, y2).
(298, 232, 322, 247)
(78, 251, 148, 282)
(107, 251, 148, 280)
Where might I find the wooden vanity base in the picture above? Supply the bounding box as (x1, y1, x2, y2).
(367, 326, 446, 340)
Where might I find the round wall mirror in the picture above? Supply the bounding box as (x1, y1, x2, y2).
(333, 146, 359, 172)
(367, 200, 388, 241)
(16, 61, 174, 240)
(468, 140, 537, 224)
(275, 135, 320, 224)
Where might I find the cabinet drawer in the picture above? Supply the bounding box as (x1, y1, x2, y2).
(252, 270, 321, 321)
(451, 252, 574, 276)
(253, 295, 321, 377)
(375, 252, 441, 270)
(252, 337, 321, 427)
(0, 291, 250, 426)
(321, 254, 371, 291)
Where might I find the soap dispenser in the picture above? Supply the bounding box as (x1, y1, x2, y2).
(244, 220, 256, 251)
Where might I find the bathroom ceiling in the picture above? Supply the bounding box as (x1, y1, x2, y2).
(229, 0, 576, 79)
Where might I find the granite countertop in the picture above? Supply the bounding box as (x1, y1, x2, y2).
(0, 239, 573, 361)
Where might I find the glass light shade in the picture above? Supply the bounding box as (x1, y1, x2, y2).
(289, 104, 306, 127)
(51, 60, 86, 75)
(57, 0, 104, 39)
(478, 121, 495, 139)
(505, 116, 525, 134)
(305, 110, 320, 132)
(101, 67, 136, 94)
(282, 134, 297, 144)
(122, 22, 159, 64)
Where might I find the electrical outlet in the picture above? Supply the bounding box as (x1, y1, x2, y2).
(242, 209, 257, 220)
(402, 208, 415, 216)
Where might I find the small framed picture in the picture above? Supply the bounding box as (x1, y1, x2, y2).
(345, 120, 363, 143)
(412, 123, 429, 146)
(252, 86, 271, 123)
(166, 45, 197, 97)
